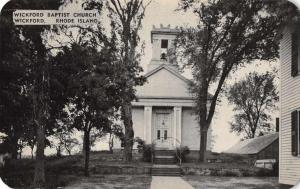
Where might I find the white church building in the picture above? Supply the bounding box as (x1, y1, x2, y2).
(130, 25, 212, 152)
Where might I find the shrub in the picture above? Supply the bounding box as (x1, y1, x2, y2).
(255, 168, 274, 177)
(135, 137, 155, 162)
(175, 146, 190, 163)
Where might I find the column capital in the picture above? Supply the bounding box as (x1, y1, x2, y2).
(145, 106, 152, 110)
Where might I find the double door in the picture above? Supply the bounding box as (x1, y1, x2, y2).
(155, 112, 172, 149)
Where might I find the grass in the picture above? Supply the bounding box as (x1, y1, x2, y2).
(64, 174, 151, 189)
(0, 151, 150, 188)
(184, 176, 291, 189)
(0, 151, 281, 188)
(182, 162, 254, 169)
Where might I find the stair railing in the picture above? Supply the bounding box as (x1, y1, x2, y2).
(151, 137, 183, 166)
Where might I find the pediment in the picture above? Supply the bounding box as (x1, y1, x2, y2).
(135, 64, 193, 99)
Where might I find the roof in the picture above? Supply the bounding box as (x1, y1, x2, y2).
(144, 63, 191, 84)
(224, 133, 279, 155)
(143, 63, 213, 100)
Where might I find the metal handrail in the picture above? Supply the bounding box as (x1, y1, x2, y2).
(151, 137, 183, 166)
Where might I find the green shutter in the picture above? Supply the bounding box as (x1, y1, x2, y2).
(291, 110, 298, 156)
(291, 32, 299, 77)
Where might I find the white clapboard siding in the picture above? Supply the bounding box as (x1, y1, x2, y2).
(279, 26, 300, 185)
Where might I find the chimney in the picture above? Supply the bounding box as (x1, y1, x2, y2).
(276, 117, 279, 132)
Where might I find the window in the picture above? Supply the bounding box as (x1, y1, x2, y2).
(161, 39, 168, 49)
(291, 110, 300, 156)
(291, 32, 299, 77)
(157, 130, 161, 140)
(164, 130, 167, 140)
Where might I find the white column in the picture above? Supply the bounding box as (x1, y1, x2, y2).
(173, 106, 182, 147)
(144, 106, 152, 144)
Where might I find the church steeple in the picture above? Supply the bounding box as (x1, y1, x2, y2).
(147, 24, 179, 72)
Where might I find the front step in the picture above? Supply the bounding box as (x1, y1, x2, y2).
(155, 150, 175, 156)
(151, 165, 181, 176)
(154, 155, 176, 164)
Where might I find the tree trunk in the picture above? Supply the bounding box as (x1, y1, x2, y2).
(56, 146, 61, 157)
(82, 136, 86, 155)
(199, 128, 208, 163)
(109, 134, 114, 154)
(31, 147, 34, 160)
(83, 130, 90, 177)
(10, 137, 18, 159)
(19, 147, 22, 159)
(33, 121, 46, 187)
(122, 103, 134, 162)
(67, 149, 71, 156)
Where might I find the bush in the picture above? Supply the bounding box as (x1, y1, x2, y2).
(135, 137, 155, 162)
(175, 146, 190, 163)
(142, 144, 155, 162)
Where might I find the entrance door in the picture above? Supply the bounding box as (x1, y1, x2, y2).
(155, 112, 172, 149)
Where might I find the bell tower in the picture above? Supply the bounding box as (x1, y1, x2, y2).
(148, 24, 179, 72)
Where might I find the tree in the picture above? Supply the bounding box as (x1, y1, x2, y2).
(51, 40, 122, 176)
(175, 0, 297, 162)
(227, 72, 279, 139)
(1, 0, 65, 186)
(0, 3, 33, 159)
(106, 0, 151, 162)
(52, 120, 79, 156)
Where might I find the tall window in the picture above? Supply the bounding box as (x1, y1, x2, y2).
(291, 110, 300, 156)
(291, 32, 299, 77)
(157, 130, 161, 140)
(160, 39, 168, 60)
(161, 39, 168, 49)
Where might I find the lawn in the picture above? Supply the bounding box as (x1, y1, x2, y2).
(184, 176, 291, 189)
(0, 151, 151, 188)
(64, 174, 151, 189)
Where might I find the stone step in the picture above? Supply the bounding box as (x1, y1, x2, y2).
(151, 165, 182, 176)
(151, 172, 181, 176)
(154, 160, 175, 164)
(154, 158, 176, 164)
(151, 171, 181, 176)
(155, 150, 175, 156)
(154, 154, 176, 164)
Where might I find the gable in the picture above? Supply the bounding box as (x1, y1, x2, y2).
(136, 67, 193, 99)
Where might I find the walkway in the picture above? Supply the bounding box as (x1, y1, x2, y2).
(150, 176, 195, 189)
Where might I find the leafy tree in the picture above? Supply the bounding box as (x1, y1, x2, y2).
(51, 119, 79, 156)
(106, 0, 151, 162)
(227, 72, 279, 139)
(108, 124, 123, 153)
(1, 0, 66, 186)
(51, 40, 123, 176)
(0, 3, 33, 159)
(175, 0, 297, 162)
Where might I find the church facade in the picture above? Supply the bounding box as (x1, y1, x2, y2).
(131, 25, 212, 152)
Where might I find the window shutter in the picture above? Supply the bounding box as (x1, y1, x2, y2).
(291, 110, 298, 156)
(291, 32, 299, 77)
